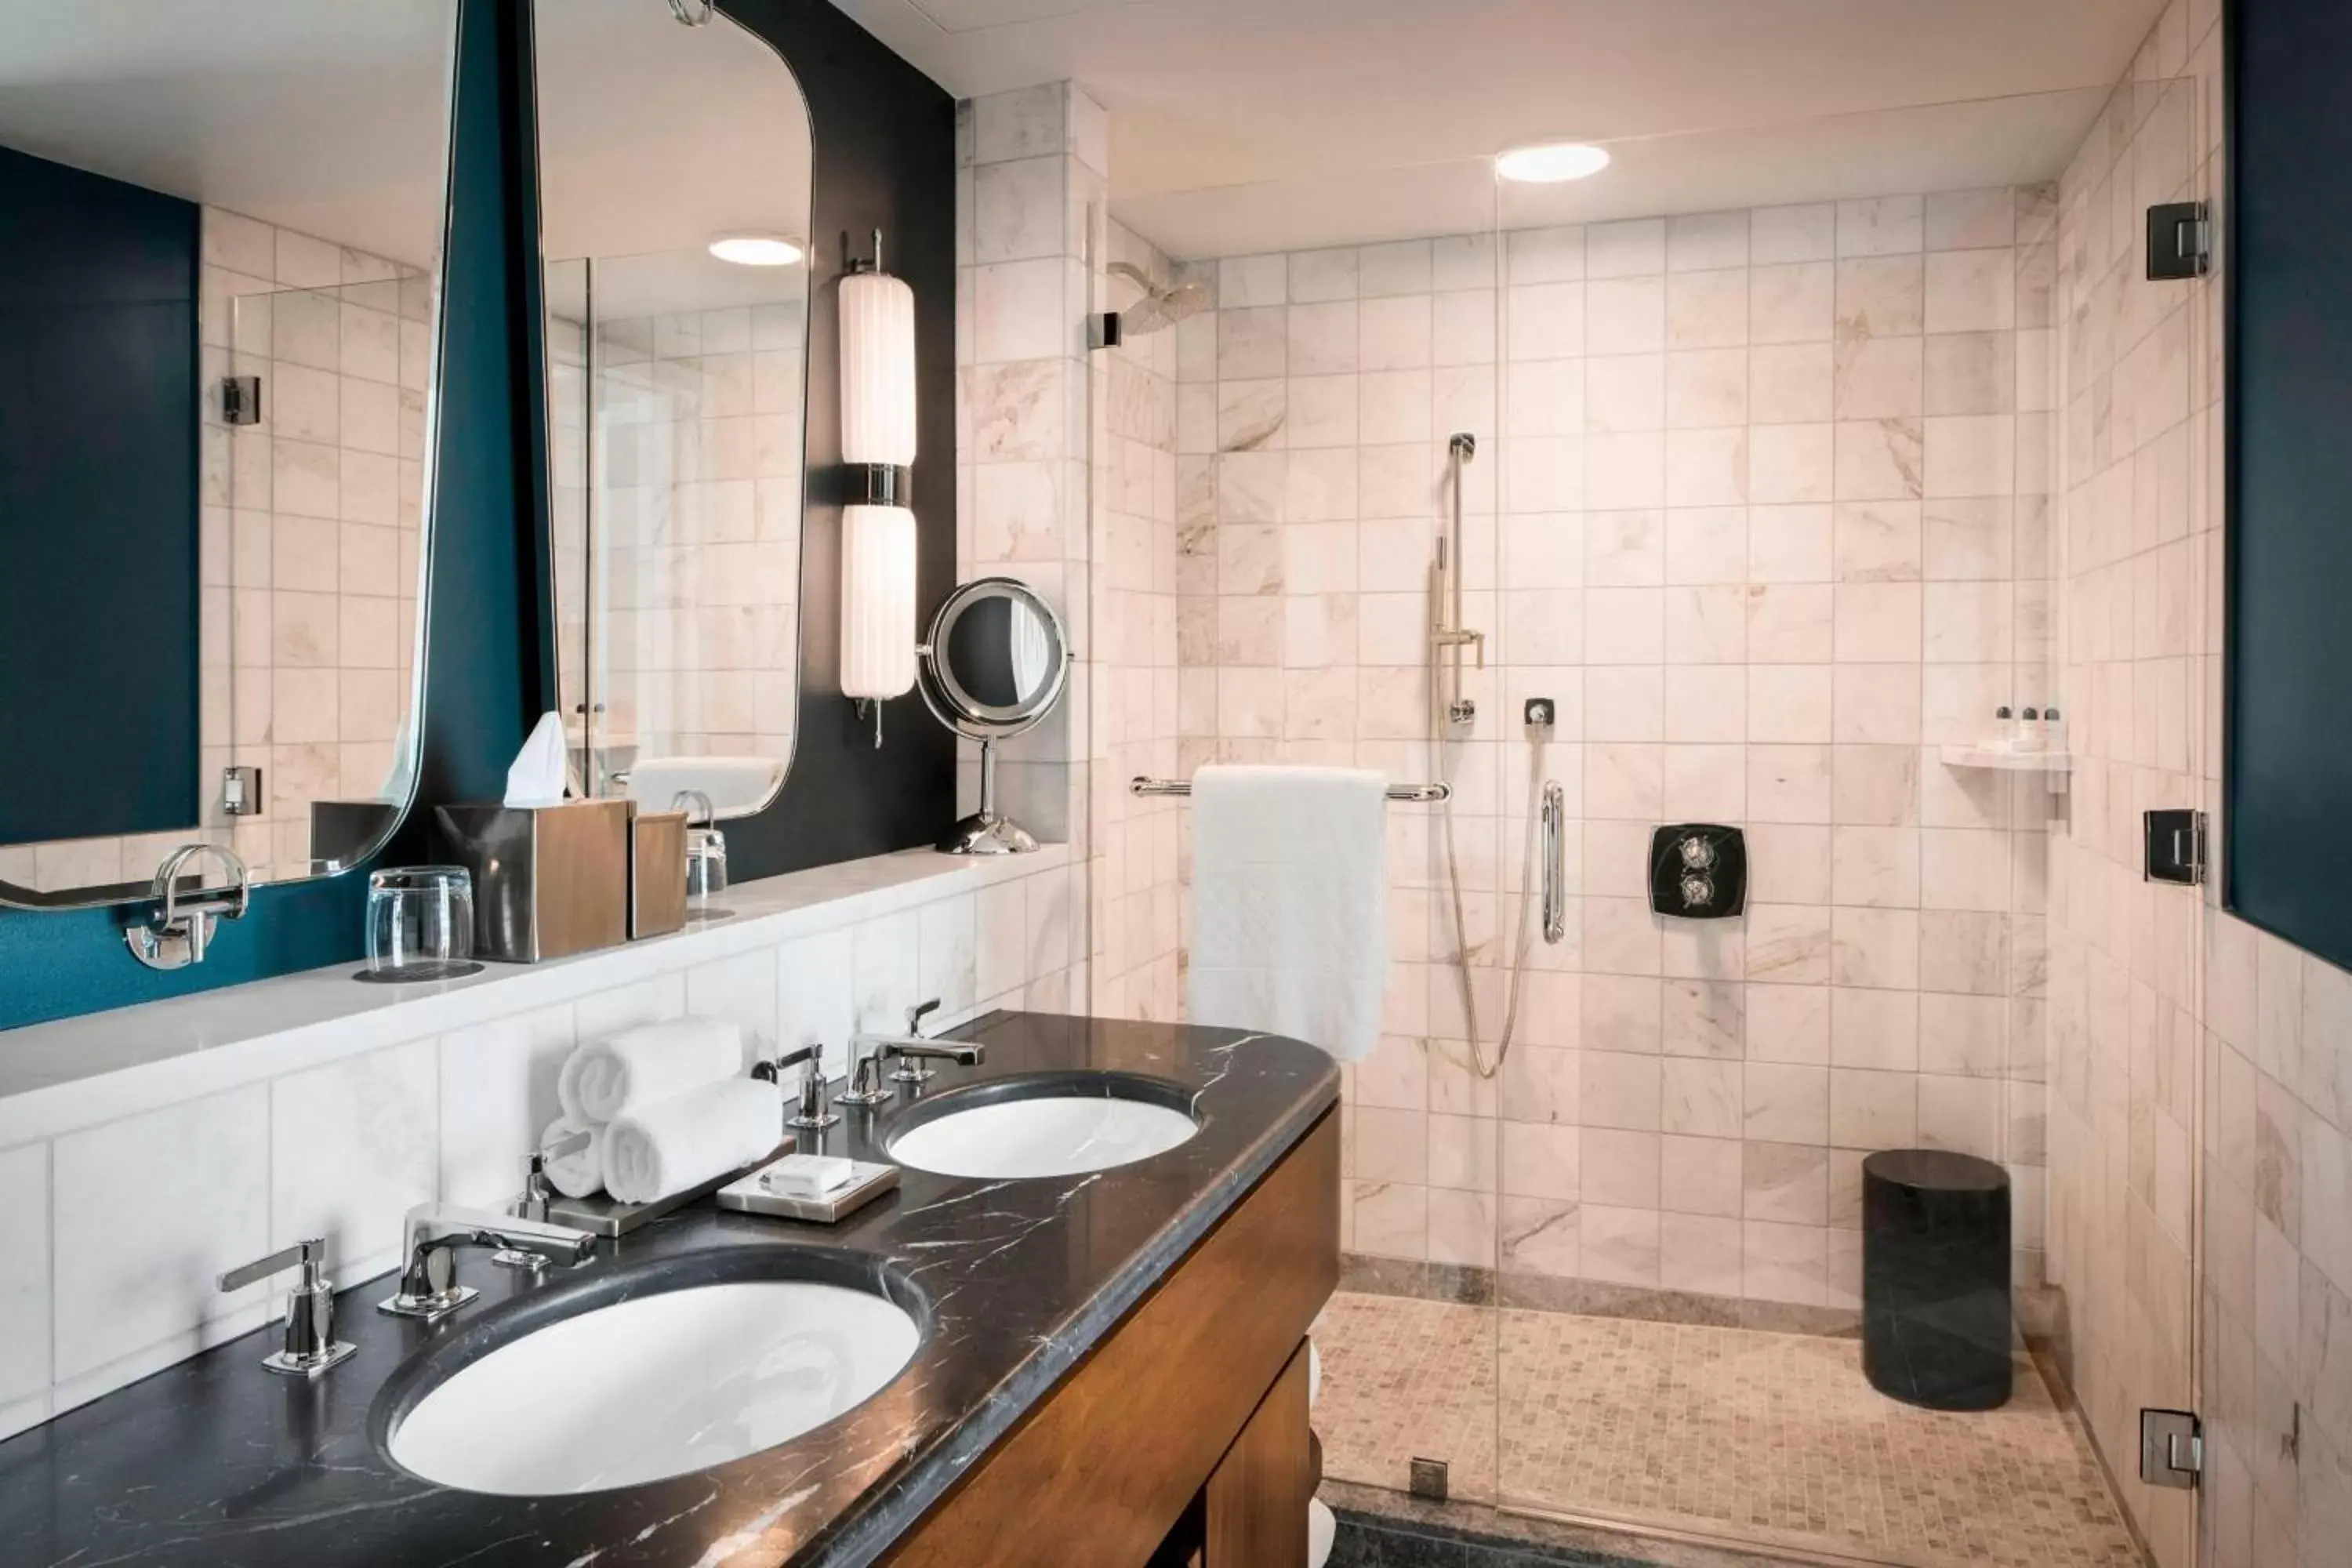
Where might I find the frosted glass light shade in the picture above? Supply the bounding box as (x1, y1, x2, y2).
(840, 270, 916, 465)
(840, 503, 917, 699)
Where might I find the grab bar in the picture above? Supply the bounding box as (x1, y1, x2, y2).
(1129, 775, 1450, 804)
(1541, 780, 1566, 944)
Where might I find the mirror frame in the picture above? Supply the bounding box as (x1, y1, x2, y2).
(916, 576, 1071, 742)
(0, 7, 462, 913)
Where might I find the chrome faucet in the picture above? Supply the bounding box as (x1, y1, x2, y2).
(753, 1042, 840, 1130)
(511, 1127, 595, 1223)
(218, 1236, 355, 1377)
(378, 1202, 597, 1323)
(837, 1000, 980, 1104)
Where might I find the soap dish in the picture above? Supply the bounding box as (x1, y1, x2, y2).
(716, 1157, 898, 1223)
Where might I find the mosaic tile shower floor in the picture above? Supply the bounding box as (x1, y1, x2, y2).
(1312, 1292, 2143, 1568)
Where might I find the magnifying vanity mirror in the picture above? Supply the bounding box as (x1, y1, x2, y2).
(0, 0, 458, 911)
(532, 0, 814, 826)
(917, 578, 1069, 855)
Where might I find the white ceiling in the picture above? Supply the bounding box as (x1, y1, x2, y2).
(0, 0, 456, 268)
(830, 0, 2172, 257)
(535, 0, 814, 309)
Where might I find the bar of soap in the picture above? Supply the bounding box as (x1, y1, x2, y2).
(758, 1153, 857, 1198)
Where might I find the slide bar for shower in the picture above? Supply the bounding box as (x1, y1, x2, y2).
(1130, 775, 1451, 803)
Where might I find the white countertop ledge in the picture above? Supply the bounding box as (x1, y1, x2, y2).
(0, 844, 1070, 1148)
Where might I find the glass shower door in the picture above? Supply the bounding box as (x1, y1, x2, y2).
(1482, 78, 2211, 1568)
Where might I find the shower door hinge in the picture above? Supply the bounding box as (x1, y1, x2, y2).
(2143, 808, 2206, 885)
(221, 764, 263, 817)
(2147, 201, 2211, 280)
(221, 374, 262, 426)
(2140, 1409, 2201, 1489)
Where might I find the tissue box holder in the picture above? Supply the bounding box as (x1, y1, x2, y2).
(434, 800, 630, 962)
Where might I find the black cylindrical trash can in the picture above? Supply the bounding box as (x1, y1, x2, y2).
(1861, 1149, 2012, 1410)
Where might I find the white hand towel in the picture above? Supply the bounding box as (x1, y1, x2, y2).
(601, 1077, 782, 1206)
(538, 1116, 606, 1200)
(557, 1017, 747, 1124)
(1186, 765, 1388, 1062)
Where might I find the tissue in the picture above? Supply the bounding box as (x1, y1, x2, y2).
(503, 711, 570, 808)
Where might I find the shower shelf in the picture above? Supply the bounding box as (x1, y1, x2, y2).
(1938, 745, 2074, 791)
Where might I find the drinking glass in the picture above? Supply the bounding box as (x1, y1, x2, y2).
(360, 866, 482, 982)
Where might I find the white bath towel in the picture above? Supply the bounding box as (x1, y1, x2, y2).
(1186, 765, 1388, 1062)
(558, 1016, 747, 1124)
(538, 1116, 605, 1200)
(601, 1077, 782, 1206)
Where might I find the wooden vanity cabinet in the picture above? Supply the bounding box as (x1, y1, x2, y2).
(884, 1110, 1338, 1568)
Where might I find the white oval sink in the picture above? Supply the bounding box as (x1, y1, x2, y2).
(389, 1279, 916, 1495)
(888, 1094, 1198, 1178)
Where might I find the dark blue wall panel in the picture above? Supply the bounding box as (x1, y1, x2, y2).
(2226, 0, 2352, 970)
(0, 145, 199, 844)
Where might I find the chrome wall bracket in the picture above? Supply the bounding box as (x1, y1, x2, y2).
(125, 842, 249, 970)
(845, 463, 911, 507)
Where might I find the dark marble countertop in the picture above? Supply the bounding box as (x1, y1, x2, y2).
(0, 1011, 1338, 1568)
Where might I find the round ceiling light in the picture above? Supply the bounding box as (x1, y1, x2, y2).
(707, 233, 804, 266)
(1494, 142, 1612, 184)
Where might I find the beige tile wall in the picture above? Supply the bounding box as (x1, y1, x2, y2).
(1171, 188, 2058, 1312)
(1091, 218, 1183, 1022)
(577, 299, 806, 772)
(950, 82, 1112, 1014)
(2046, 1, 2352, 1564)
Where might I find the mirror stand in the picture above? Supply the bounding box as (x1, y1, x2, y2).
(940, 735, 1038, 856)
(916, 576, 1070, 857)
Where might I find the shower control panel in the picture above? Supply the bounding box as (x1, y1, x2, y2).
(1650, 824, 1746, 920)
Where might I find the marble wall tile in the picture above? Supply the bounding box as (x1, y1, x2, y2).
(1171, 178, 2053, 1317)
(270, 1041, 437, 1278)
(0, 1144, 51, 1420)
(52, 1087, 271, 1387)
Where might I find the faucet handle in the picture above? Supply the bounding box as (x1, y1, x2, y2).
(756, 1044, 840, 1130)
(514, 1127, 594, 1221)
(218, 1237, 355, 1377)
(906, 997, 942, 1036)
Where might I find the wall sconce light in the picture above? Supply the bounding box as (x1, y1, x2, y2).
(838, 227, 917, 748)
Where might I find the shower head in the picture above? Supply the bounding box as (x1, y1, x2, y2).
(1104, 261, 1209, 337)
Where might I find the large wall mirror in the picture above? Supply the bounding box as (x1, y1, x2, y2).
(535, 0, 815, 822)
(0, 0, 459, 908)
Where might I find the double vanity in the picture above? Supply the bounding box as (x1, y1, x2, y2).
(0, 1011, 1339, 1566)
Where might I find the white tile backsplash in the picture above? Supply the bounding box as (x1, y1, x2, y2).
(0, 1143, 51, 1417)
(50, 1086, 272, 1388)
(0, 847, 1078, 1441)
(270, 1041, 438, 1279)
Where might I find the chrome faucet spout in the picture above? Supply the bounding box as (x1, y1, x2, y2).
(379, 1203, 597, 1322)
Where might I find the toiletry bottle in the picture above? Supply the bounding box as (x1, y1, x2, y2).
(2017, 707, 2043, 753)
(2042, 706, 2064, 754)
(1994, 706, 2016, 752)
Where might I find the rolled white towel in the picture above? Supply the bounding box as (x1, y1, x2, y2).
(1307, 1498, 1334, 1568)
(1308, 1338, 1322, 1410)
(559, 1017, 747, 1124)
(538, 1116, 605, 1200)
(601, 1077, 782, 1205)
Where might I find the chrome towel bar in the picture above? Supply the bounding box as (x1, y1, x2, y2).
(1129, 775, 1450, 803)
